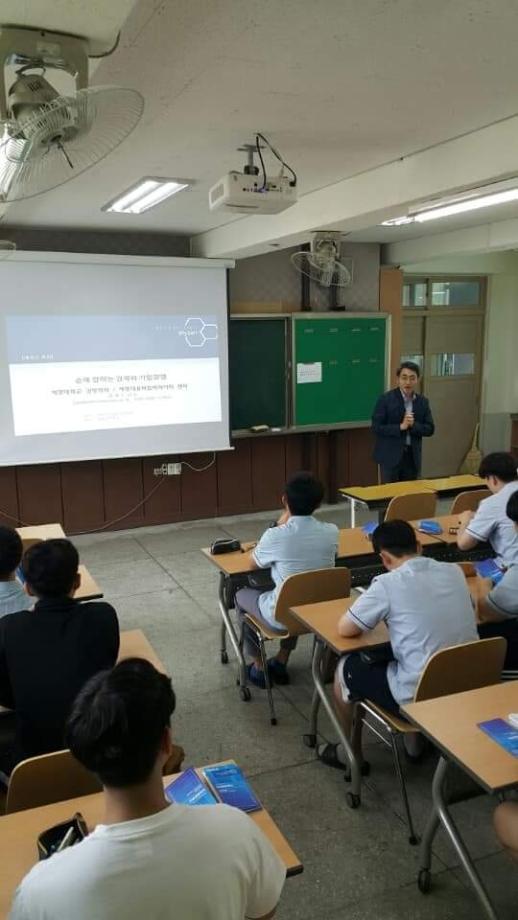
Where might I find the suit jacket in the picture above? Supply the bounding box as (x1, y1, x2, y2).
(371, 388, 435, 471)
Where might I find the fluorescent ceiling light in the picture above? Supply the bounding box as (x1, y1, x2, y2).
(380, 180, 518, 227)
(381, 215, 414, 227)
(414, 187, 518, 222)
(103, 177, 190, 214)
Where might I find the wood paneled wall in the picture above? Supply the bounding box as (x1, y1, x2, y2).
(0, 429, 376, 534)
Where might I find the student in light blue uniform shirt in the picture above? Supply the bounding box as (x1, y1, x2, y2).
(457, 452, 518, 567)
(235, 472, 338, 688)
(318, 520, 477, 771)
(0, 527, 30, 619)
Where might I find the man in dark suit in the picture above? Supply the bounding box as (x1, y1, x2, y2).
(372, 361, 435, 483)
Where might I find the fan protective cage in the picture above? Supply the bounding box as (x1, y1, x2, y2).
(0, 86, 144, 202)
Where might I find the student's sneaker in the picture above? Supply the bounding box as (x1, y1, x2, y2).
(267, 658, 290, 685)
(247, 663, 267, 689)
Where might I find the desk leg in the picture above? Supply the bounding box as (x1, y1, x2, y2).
(311, 639, 362, 808)
(350, 498, 357, 529)
(217, 573, 247, 689)
(418, 757, 497, 920)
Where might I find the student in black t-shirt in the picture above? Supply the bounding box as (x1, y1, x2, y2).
(0, 539, 119, 777)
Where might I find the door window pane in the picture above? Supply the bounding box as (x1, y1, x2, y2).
(402, 282, 427, 307)
(401, 353, 424, 370)
(430, 353, 475, 376)
(430, 281, 481, 306)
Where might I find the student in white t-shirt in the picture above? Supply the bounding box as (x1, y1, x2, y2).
(235, 472, 338, 689)
(457, 452, 518, 566)
(9, 658, 286, 920)
(317, 520, 478, 770)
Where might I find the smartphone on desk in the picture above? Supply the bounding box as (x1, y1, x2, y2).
(202, 763, 261, 813)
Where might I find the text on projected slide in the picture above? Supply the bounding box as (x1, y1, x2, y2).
(7, 315, 222, 436)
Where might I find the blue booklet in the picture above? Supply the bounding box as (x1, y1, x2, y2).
(202, 763, 261, 813)
(478, 719, 518, 757)
(418, 520, 443, 535)
(362, 521, 377, 537)
(474, 559, 504, 584)
(165, 767, 218, 806)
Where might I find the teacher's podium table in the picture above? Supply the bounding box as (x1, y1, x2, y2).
(403, 681, 518, 920)
(339, 475, 485, 527)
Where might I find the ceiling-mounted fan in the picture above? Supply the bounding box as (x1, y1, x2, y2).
(291, 231, 353, 288)
(0, 25, 144, 202)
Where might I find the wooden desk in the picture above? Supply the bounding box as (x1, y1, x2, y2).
(0, 764, 302, 917)
(403, 682, 518, 920)
(200, 542, 257, 576)
(16, 524, 103, 602)
(75, 565, 102, 602)
(404, 682, 518, 794)
(119, 629, 166, 674)
(339, 481, 434, 526)
(289, 595, 390, 810)
(17, 523, 66, 541)
(290, 597, 389, 654)
(420, 474, 485, 494)
(339, 476, 485, 527)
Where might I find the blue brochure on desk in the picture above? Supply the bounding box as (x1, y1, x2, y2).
(165, 767, 218, 806)
(362, 521, 378, 537)
(478, 719, 518, 757)
(202, 763, 261, 813)
(418, 520, 443, 535)
(474, 559, 504, 583)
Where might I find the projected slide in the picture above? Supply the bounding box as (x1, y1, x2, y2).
(7, 315, 222, 436)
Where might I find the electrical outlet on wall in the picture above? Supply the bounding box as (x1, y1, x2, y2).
(153, 462, 182, 476)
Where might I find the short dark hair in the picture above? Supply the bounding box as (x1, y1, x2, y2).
(0, 526, 23, 580)
(372, 519, 418, 558)
(66, 658, 175, 787)
(506, 490, 518, 524)
(478, 452, 517, 484)
(23, 538, 79, 598)
(396, 361, 421, 378)
(284, 471, 324, 515)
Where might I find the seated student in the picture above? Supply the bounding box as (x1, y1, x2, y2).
(9, 658, 286, 920)
(235, 471, 338, 687)
(318, 520, 478, 769)
(0, 526, 30, 618)
(0, 538, 119, 775)
(494, 801, 518, 865)
(477, 490, 518, 622)
(457, 452, 518, 567)
(473, 488, 518, 669)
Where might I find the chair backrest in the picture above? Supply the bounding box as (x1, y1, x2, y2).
(414, 637, 507, 702)
(6, 749, 101, 814)
(274, 567, 351, 634)
(385, 491, 437, 522)
(450, 489, 490, 515)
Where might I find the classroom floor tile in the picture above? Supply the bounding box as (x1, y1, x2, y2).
(76, 503, 515, 920)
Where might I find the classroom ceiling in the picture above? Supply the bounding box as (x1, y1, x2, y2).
(3, 0, 518, 258)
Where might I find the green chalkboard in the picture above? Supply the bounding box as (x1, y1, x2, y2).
(293, 314, 387, 426)
(229, 317, 288, 430)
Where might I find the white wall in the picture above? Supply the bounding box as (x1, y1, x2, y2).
(400, 252, 518, 454)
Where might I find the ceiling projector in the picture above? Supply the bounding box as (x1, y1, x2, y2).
(209, 137, 298, 214)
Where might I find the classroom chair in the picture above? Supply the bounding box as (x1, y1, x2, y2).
(6, 749, 102, 814)
(356, 636, 507, 845)
(449, 489, 490, 515)
(242, 567, 351, 725)
(384, 491, 437, 522)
